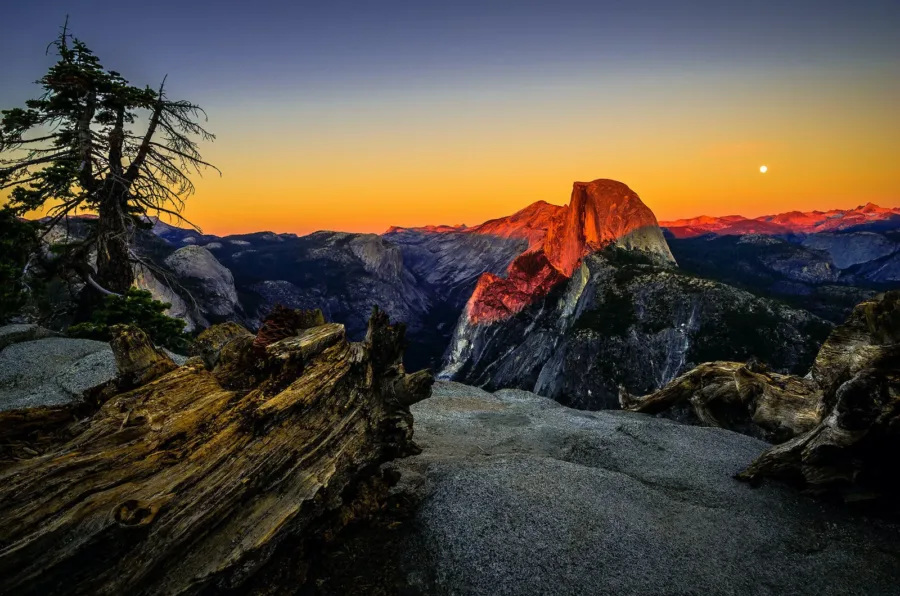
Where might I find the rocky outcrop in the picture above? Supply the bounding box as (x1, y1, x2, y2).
(466, 251, 569, 324)
(134, 264, 202, 331)
(349, 234, 406, 279)
(444, 248, 829, 409)
(163, 245, 240, 319)
(0, 309, 433, 595)
(544, 179, 674, 276)
(463, 180, 673, 324)
(22, 216, 243, 333)
(0, 327, 116, 411)
(309, 381, 900, 595)
(0, 324, 57, 351)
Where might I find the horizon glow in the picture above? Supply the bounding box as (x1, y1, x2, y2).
(1, 1, 898, 236)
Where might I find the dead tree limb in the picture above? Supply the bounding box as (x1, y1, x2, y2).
(0, 308, 433, 595)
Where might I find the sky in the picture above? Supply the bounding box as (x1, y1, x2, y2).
(1, 0, 899, 235)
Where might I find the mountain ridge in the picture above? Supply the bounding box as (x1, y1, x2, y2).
(661, 203, 900, 238)
(459, 179, 674, 324)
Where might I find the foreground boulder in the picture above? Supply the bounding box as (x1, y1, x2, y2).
(623, 291, 900, 503)
(310, 382, 900, 595)
(0, 308, 432, 595)
(0, 324, 57, 350)
(0, 326, 116, 411)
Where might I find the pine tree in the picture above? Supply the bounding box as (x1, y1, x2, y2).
(0, 19, 218, 294)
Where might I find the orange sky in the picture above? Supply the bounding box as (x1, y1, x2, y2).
(5, 57, 900, 237)
(176, 66, 899, 236)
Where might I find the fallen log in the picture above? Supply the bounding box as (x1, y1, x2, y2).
(737, 291, 900, 504)
(623, 290, 900, 504)
(619, 360, 823, 443)
(0, 306, 432, 595)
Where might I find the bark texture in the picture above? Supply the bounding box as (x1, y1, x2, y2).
(737, 291, 900, 502)
(0, 306, 432, 595)
(95, 189, 135, 294)
(619, 360, 824, 443)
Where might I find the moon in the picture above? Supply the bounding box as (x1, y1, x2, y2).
(759, 165, 768, 174)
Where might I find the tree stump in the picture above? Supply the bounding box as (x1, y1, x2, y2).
(0, 307, 433, 595)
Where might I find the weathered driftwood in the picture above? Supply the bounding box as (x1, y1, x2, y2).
(253, 304, 327, 349)
(737, 292, 900, 503)
(108, 324, 179, 388)
(619, 360, 823, 443)
(623, 290, 900, 503)
(0, 306, 432, 595)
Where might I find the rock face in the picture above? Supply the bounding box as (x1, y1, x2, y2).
(443, 248, 830, 409)
(134, 264, 200, 331)
(440, 180, 727, 408)
(0, 310, 433, 595)
(25, 216, 247, 332)
(0, 328, 115, 411)
(465, 180, 673, 324)
(315, 382, 900, 595)
(668, 234, 883, 323)
(220, 231, 431, 344)
(163, 245, 241, 320)
(801, 232, 898, 270)
(544, 179, 674, 276)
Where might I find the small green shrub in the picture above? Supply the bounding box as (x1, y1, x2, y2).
(69, 288, 191, 352)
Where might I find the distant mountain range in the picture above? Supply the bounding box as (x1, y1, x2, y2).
(34, 188, 900, 409)
(660, 203, 900, 238)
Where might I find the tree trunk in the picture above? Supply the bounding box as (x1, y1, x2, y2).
(95, 187, 134, 294)
(0, 308, 433, 595)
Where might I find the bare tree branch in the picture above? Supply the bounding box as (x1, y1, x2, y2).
(123, 77, 166, 184)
